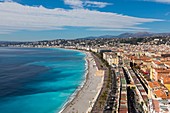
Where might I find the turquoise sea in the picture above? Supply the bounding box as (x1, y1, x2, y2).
(0, 48, 86, 113)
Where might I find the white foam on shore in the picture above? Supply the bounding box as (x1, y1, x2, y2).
(58, 51, 89, 113)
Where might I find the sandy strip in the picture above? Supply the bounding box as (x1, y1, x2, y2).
(60, 52, 104, 113)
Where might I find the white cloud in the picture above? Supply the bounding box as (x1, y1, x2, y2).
(89, 28, 148, 32)
(0, 0, 12, 2)
(84, 1, 112, 8)
(64, 0, 112, 8)
(0, 2, 162, 34)
(155, 0, 170, 3)
(146, 0, 170, 4)
(64, 0, 83, 8)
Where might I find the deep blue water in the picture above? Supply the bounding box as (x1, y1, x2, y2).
(0, 48, 86, 113)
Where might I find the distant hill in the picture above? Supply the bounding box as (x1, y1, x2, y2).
(80, 35, 115, 39)
(117, 32, 153, 38)
(80, 32, 170, 39)
(0, 41, 9, 43)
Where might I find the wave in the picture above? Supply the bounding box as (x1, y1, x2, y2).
(58, 51, 88, 113)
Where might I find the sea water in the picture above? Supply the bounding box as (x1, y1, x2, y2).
(0, 47, 86, 113)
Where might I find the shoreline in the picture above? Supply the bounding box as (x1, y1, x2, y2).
(58, 50, 89, 113)
(60, 50, 104, 113)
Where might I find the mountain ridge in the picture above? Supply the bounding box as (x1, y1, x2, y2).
(80, 32, 170, 39)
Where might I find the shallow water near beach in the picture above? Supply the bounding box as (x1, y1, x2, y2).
(0, 47, 86, 113)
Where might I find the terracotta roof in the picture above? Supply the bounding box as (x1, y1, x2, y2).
(143, 60, 152, 62)
(162, 76, 170, 84)
(154, 90, 167, 99)
(119, 109, 128, 113)
(148, 81, 161, 89)
(140, 56, 151, 61)
(153, 68, 170, 73)
(152, 99, 160, 112)
(153, 60, 162, 65)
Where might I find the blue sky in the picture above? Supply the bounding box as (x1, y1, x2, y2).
(0, 0, 170, 41)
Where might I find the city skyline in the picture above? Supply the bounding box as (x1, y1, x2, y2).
(0, 0, 170, 41)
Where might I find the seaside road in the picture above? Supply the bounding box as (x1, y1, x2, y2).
(60, 52, 104, 113)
